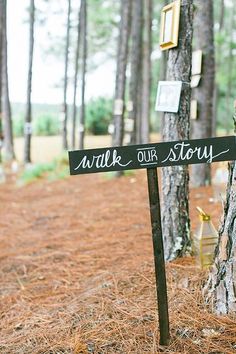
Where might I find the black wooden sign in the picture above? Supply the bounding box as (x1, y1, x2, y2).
(68, 135, 236, 346)
(69, 136, 236, 175)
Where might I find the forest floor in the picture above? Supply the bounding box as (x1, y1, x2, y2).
(0, 167, 236, 354)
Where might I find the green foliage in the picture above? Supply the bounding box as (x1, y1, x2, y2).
(19, 162, 56, 183)
(85, 97, 113, 135)
(13, 113, 60, 137)
(214, 0, 236, 132)
(12, 103, 61, 137)
(19, 153, 69, 184)
(87, 0, 120, 63)
(33, 114, 60, 136)
(13, 115, 24, 137)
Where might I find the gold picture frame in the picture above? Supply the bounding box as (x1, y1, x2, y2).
(160, 0, 181, 51)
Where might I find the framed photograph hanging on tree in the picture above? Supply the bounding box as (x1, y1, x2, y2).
(160, 0, 181, 51)
(155, 81, 182, 113)
(192, 50, 203, 76)
(190, 100, 198, 120)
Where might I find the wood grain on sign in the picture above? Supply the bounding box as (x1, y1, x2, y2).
(69, 136, 236, 175)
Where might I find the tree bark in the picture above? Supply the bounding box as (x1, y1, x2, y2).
(71, 1, 82, 150)
(225, 6, 235, 134)
(161, 0, 193, 261)
(213, 0, 225, 137)
(62, 0, 71, 151)
(191, 0, 215, 187)
(140, 0, 152, 144)
(204, 160, 236, 314)
(78, 0, 87, 150)
(2, 0, 14, 161)
(112, 0, 132, 148)
(136, 23, 143, 145)
(0, 0, 3, 165)
(128, 0, 143, 145)
(160, 0, 168, 139)
(24, 0, 35, 164)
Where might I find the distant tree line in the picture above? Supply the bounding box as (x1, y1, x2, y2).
(0, 0, 234, 166)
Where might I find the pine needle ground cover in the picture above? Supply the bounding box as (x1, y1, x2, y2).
(0, 171, 235, 353)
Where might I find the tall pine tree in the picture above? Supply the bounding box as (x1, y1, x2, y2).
(24, 0, 35, 164)
(191, 0, 215, 187)
(161, 0, 193, 260)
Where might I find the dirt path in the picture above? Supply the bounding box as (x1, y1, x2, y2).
(0, 171, 235, 353)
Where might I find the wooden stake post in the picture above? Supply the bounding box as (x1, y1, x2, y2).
(69, 135, 236, 346)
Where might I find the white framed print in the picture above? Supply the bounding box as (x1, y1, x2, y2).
(191, 74, 201, 88)
(24, 122, 33, 135)
(113, 99, 124, 115)
(192, 50, 203, 76)
(124, 118, 134, 133)
(155, 81, 182, 113)
(190, 100, 198, 120)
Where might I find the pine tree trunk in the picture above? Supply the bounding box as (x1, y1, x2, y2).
(136, 25, 143, 145)
(62, 0, 71, 151)
(160, 0, 168, 139)
(24, 0, 35, 164)
(71, 1, 82, 150)
(140, 0, 152, 144)
(191, 0, 215, 187)
(225, 7, 235, 134)
(128, 0, 143, 145)
(161, 0, 193, 261)
(78, 0, 87, 150)
(112, 0, 132, 148)
(0, 0, 3, 165)
(2, 0, 14, 161)
(204, 160, 236, 314)
(213, 0, 225, 137)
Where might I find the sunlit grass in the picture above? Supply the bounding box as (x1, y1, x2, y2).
(18, 153, 69, 184)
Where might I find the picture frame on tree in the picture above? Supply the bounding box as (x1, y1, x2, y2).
(190, 100, 198, 120)
(192, 50, 203, 76)
(160, 0, 181, 51)
(155, 81, 182, 113)
(191, 75, 201, 88)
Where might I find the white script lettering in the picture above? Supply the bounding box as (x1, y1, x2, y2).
(74, 149, 132, 171)
(161, 142, 230, 164)
(136, 147, 158, 166)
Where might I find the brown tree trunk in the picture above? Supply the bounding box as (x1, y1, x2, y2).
(140, 0, 152, 144)
(112, 0, 132, 148)
(2, 0, 14, 161)
(0, 0, 3, 166)
(191, 0, 215, 187)
(204, 159, 236, 314)
(161, 0, 193, 260)
(225, 6, 235, 134)
(136, 24, 143, 145)
(213, 0, 225, 137)
(62, 0, 71, 151)
(160, 0, 168, 139)
(24, 0, 35, 164)
(78, 0, 87, 150)
(71, 1, 82, 150)
(128, 0, 143, 145)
